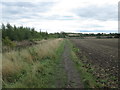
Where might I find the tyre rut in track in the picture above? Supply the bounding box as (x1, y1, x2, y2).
(60, 41, 83, 88)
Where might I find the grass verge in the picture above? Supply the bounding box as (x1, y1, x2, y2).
(2, 39, 66, 88)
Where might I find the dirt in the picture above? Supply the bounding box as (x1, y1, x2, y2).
(70, 39, 118, 74)
(57, 41, 83, 88)
(70, 38, 118, 88)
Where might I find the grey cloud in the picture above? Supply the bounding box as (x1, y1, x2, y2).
(81, 24, 103, 28)
(1, 2, 55, 21)
(44, 15, 75, 20)
(73, 5, 117, 21)
(1, 1, 76, 21)
(2, 2, 35, 7)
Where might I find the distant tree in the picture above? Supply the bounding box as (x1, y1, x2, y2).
(6, 23, 15, 40)
(1, 23, 6, 39)
(59, 31, 66, 38)
(96, 33, 102, 36)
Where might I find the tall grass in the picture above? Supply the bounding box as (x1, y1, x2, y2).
(2, 39, 63, 87)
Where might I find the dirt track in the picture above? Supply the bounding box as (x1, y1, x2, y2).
(57, 41, 83, 88)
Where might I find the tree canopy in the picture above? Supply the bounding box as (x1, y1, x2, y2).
(1, 23, 59, 41)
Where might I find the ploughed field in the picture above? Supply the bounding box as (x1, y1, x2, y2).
(70, 39, 118, 87)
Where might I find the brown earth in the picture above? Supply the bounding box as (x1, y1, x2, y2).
(70, 38, 118, 88)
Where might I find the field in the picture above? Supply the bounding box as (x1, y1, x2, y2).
(70, 38, 118, 88)
(2, 38, 119, 88)
(1, 0, 119, 88)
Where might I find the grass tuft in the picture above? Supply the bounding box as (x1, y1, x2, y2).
(2, 39, 64, 88)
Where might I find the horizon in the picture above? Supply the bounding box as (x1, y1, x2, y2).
(1, 23, 118, 34)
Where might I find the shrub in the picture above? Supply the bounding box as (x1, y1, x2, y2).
(114, 35, 119, 38)
(96, 36, 101, 39)
(3, 37, 16, 48)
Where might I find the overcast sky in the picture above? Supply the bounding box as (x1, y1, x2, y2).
(1, 0, 119, 33)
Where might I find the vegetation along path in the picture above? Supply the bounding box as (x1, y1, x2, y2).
(59, 40, 83, 88)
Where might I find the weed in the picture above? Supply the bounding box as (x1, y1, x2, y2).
(2, 39, 64, 88)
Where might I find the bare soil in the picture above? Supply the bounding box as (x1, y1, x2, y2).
(70, 38, 118, 88)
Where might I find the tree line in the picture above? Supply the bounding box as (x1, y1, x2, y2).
(1, 23, 68, 41)
(0, 23, 66, 51)
(1, 23, 119, 42)
(66, 33, 119, 38)
(1, 23, 50, 41)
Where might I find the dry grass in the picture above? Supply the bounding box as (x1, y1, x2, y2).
(34, 39, 60, 59)
(20, 50, 33, 64)
(2, 57, 23, 78)
(2, 39, 63, 80)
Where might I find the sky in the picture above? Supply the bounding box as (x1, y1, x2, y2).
(0, 0, 119, 33)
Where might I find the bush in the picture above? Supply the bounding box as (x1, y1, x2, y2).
(96, 36, 101, 39)
(106, 36, 113, 38)
(3, 37, 16, 48)
(114, 35, 119, 38)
